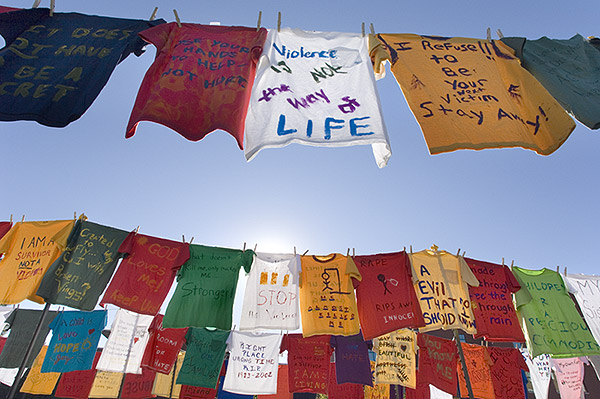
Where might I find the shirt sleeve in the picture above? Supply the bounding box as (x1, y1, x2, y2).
(280, 334, 289, 353)
(4, 309, 16, 328)
(459, 256, 479, 287)
(504, 265, 521, 293)
(48, 311, 61, 331)
(51, 220, 76, 251)
(117, 231, 137, 257)
(251, 28, 268, 62)
(138, 21, 172, 51)
(512, 268, 533, 308)
(0, 223, 18, 254)
(346, 256, 362, 282)
(368, 34, 389, 80)
(175, 243, 191, 270)
(500, 37, 526, 60)
(0, 8, 46, 44)
(241, 250, 254, 274)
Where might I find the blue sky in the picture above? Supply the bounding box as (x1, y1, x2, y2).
(0, 0, 598, 320)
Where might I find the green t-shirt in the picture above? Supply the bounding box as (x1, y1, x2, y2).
(36, 219, 129, 311)
(176, 327, 230, 388)
(512, 267, 600, 358)
(162, 244, 254, 329)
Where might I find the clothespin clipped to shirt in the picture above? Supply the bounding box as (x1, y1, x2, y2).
(409, 245, 413, 254)
(21, 215, 25, 223)
(564, 266, 568, 276)
(135, 225, 140, 233)
(254, 243, 257, 252)
(462, 250, 466, 257)
(243, 242, 246, 251)
(497, 29, 504, 39)
(456, 248, 461, 257)
(32, 0, 41, 8)
(9, 214, 12, 223)
(79, 213, 88, 221)
(361, 22, 365, 37)
(302, 249, 309, 256)
(150, 7, 158, 21)
(277, 12, 281, 32)
(293, 246, 297, 255)
(189, 237, 194, 245)
(502, 258, 505, 265)
(73, 212, 77, 220)
(257, 11, 262, 31)
(173, 9, 182, 28)
(486, 27, 491, 41)
(182, 235, 186, 243)
(556, 265, 560, 273)
(510, 260, 514, 267)
(369, 23, 375, 35)
(352, 248, 355, 257)
(49, 0, 55, 16)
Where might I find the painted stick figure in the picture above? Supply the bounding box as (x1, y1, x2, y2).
(377, 273, 392, 295)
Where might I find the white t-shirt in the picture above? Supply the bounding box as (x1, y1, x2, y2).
(520, 348, 551, 399)
(239, 253, 300, 331)
(96, 309, 153, 374)
(244, 28, 391, 168)
(430, 384, 453, 399)
(564, 273, 600, 345)
(222, 331, 283, 395)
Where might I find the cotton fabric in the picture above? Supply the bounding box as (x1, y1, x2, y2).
(244, 28, 391, 168)
(140, 314, 187, 374)
(374, 329, 416, 388)
(176, 327, 230, 388)
(20, 346, 60, 395)
(551, 357, 586, 399)
(330, 332, 372, 386)
(564, 273, 600, 346)
(282, 334, 332, 394)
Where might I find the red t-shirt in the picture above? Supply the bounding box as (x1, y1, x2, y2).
(0, 6, 19, 13)
(141, 314, 188, 374)
(488, 347, 528, 399)
(121, 368, 157, 399)
(465, 257, 524, 342)
(126, 22, 267, 149)
(327, 363, 364, 399)
(257, 364, 291, 399)
(101, 232, 189, 315)
(54, 351, 101, 399)
(353, 251, 424, 340)
(0, 222, 11, 240)
(281, 333, 332, 394)
(417, 333, 458, 396)
(180, 384, 219, 399)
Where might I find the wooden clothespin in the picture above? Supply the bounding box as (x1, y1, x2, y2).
(294, 246, 297, 255)
(257, 11, 262, 31)
(564, 266, 568, 276)
(556, 265, 560, 273)
(49, 0, 55, 16)
(277, 12, 281, 32)
(352, 248, 355, 257)
(496, 29, 504, 39)
(182, 235, 186, 243)
(361, 22, 365, 37)
(462, 250, 466, 257)
(486, 27, 491, 41)
(254, 243, 257, 252)
(32, 0, 41, 8)
(189, 237, 194, 245)
(243, 242, 246, 251)
(369, 23, 375, 35)
(456, 248, 461, 256)
(302, 249, 309, 256)
(21, 215, 25, 223)
(173, 9, 182, 28)
(502, 257, 505, 265)
(73, 211, 77, 220)
(9, 214, 12, 223)
(409, 245, 413, 254)
(150, 7, 158, 21)
(135, 225, 140, 233)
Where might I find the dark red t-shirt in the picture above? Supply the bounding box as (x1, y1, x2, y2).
(281, 334, 332, 394)
(121, 367, 157, 399)
(101, 232, 189, 315)
(141, 314, 188, 374)
(353, 251, 424, 340)
(465, 257, 524, 342)
(488, 347, 528, 399)
(417, 333, 458, 396)
(54, 351, 101, 399)
(180, 384, 219, 399)
(0, 222, 12, 241)
(126, 23, 267, 149)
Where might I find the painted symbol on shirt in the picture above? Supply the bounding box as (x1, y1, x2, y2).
(271, 60, 292, 74)
(410, 74, 425, 90)
(260, 272, 290, 286)
(400, 344, 407, 352)
(88, 329, 95, 335)
(338, 96, 360, 113)
(508, 84, 521, 101)
(321, 268, 350, 295)
(377, 274, 399, 295)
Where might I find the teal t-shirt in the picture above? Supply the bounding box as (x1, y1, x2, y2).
(163, 244, 254, 329)
(502, 34, 600, 129)
(176, 327, 230, 388)
(512, 267, 600, 358)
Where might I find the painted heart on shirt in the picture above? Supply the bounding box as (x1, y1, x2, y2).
(88, 329, 95, 335)
(134, 337, 140, 344)
(400, 345, 408, 352)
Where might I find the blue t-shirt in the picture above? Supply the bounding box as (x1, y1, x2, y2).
(41, 309, 107, 373)
(0, 8, 164, 127)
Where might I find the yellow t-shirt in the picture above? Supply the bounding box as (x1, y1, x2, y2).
(0, 220, 74, 304)
(152, 350, 185, 398)
(365, 360, 390, 399)
(369, 34, 575, 155)
(300, 254, 362, 337)
(20, 346, 60, 395)
(88, 370, 123, 398)
(410, 250, 479, 334)
(374, 329, 417, 388)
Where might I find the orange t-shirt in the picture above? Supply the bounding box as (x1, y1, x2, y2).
(457, 343, 495, 399)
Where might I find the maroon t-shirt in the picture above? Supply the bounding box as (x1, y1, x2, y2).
(353, 252, 424, 340)
(417, 333, 458, 396)
(281, 334, 332, 394)
(54, 351, 101, 399)
(488, 347, 528, 399)
(465, 257, 524, 342)
(121, 368, 157, 399)
(101, 232, 189, 315)
(141, 314, 188, 374)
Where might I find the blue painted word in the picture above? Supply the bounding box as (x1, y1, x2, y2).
(277, 115, 374, 139)
(273, 43, 337, 59)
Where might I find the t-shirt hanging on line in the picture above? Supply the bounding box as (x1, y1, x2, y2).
(244, 28, 391, 168)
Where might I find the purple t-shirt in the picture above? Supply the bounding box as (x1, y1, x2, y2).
(330, 332, 373, 386)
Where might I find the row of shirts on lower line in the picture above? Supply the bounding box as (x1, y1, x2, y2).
(4, 308, 587, 399)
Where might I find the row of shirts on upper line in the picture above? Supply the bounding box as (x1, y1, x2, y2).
(1, 218, 600, 361)
(0, 306, 558, 399)
(2, 8, 600, 166)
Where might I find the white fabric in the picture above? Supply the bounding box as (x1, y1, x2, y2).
(222, 331, 282, 395)
(244, 28, 391, 168)
(0, 367, 18, 386)
(239, 253, 300, 331)
(588, 355, 600, 380)
(520, 348, 551, 399)
(551, 357, 585, 399)
(430, 384, 453, 399)
(564, 273, 600, 345)
(96, 309, 153, 374)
